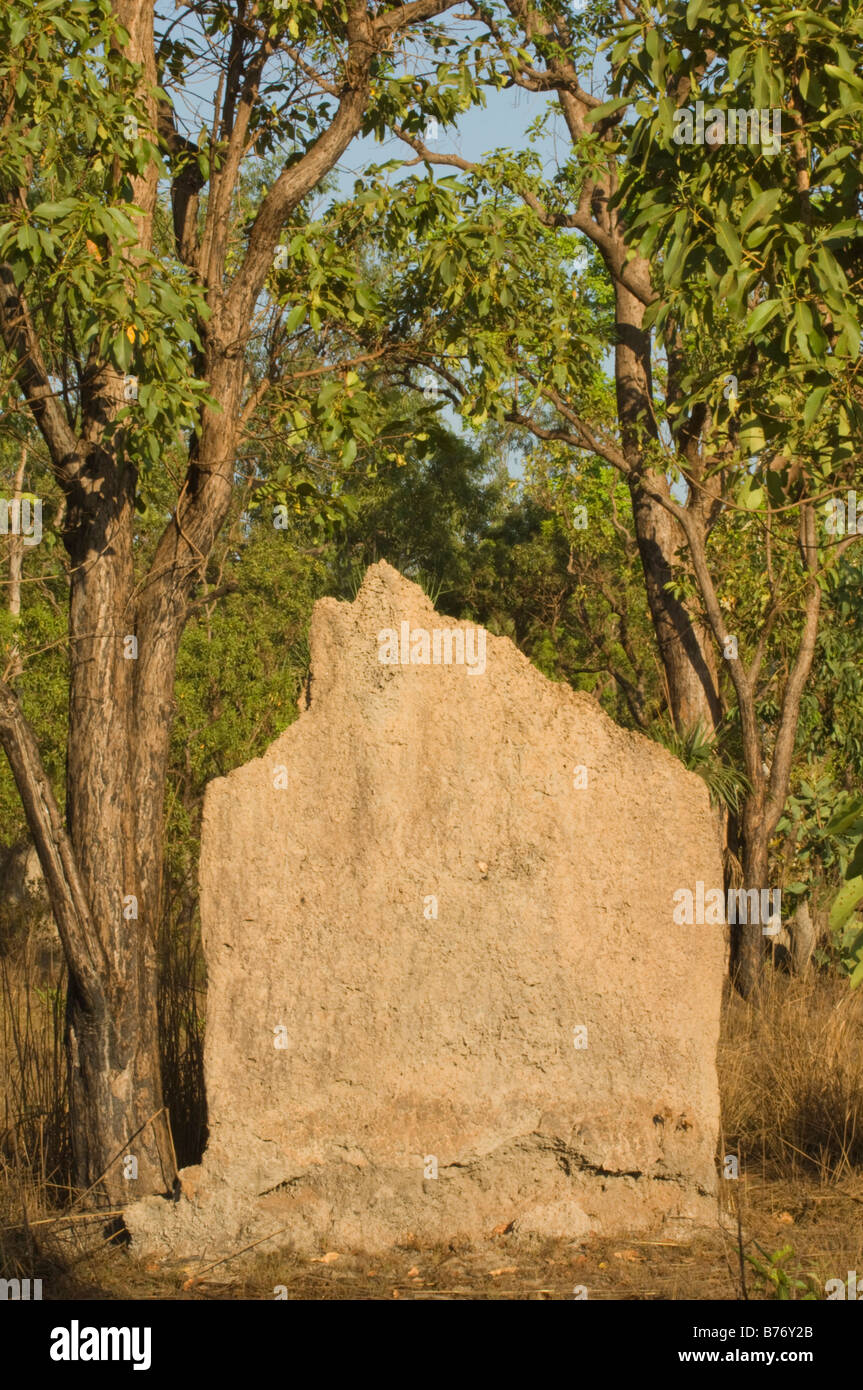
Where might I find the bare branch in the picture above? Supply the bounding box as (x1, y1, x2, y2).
(374, 0, 461, 37)
(0, 681, 107, 1007)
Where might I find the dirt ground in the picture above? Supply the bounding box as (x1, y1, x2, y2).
(30, 1175, 863, 1301)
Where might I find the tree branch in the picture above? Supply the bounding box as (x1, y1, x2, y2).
(765, 503, 822, 830)
(0, 681, 107, 1007)
(0, 264, 80, 482)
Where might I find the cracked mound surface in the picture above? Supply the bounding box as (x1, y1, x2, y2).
(126, 562, 727, 1256)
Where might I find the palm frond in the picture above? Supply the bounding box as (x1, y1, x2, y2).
(652, 718, 751, 813)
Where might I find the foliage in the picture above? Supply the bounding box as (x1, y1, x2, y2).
(608, 0, 863, 504)
(744, 1244, 819, 1301)
(0, 0, 213, 472)
(652, 719, 750, 812)
(823, 795, 863, 986)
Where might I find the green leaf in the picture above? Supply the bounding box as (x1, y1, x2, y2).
(793, 300, 822, 358)
(737, 419, 766, 456)
(824, 63, 863, 94)
(715, 219, 742, 267)
(746, 298, 781, 335)
(798, 65, 824, 109)
(439, 255, 456, 286)
(744, 483, 764, 510)
(826, 797, 863, 835)
(739, 187, 782, 234)
(753, 47, 769, 107)
(585, 96, 631, 124)
(31, 199, 79, 219)
(814, 244, 848, 294)
(830, 875, 863, 933)
(803, 385, 829, 428)
(16, 224, 39, 251)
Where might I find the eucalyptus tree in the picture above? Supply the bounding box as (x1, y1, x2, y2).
(0, 0, 484, 1203)
(358, 0, 863, 992)
(606, 0, 863, 991)
(384, 0, 728, 737)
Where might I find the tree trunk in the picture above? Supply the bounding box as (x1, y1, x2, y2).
(0, 0, 396, 1206)
(60, 435, 176, 1202)
(630, 479, 723, 732)
(8, 443, 26, 622)
(58, 336, 242, 1201)
(733, 793, 770, 999)
(613, 282, 722, 734)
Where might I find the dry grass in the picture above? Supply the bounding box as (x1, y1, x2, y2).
(155, 901, 207, 1171)
(3, 1184, 862, 1300)
(719, 968, 863, 1181)
(0, 895, 205, 1288)
(0, 949, 71, 1202)
(2, 918, 862, 1299)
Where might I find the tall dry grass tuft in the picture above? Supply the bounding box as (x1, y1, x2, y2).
(157, 896, 208, 1169)
(719, 968, 863, 1180)
(0, 952, 71, 1196)
(1, 886, 207, 1278)
(0, 939, 71, 1283)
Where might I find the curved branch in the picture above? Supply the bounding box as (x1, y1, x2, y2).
(0, 681, 107, 1007)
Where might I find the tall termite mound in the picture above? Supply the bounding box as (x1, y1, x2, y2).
(126, 561, 727, 1256)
